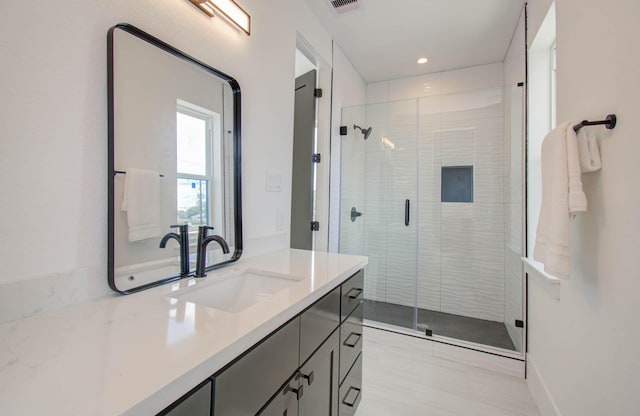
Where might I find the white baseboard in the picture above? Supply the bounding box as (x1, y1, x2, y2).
(527, 354, 562, 416)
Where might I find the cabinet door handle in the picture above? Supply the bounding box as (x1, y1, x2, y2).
(342, 386, 361, 407)
(405, 199, 410, 226)
(343, 332, 362, 348)
(284, 384, 303, 400)
(346, 287, 363, 300)
(301, 371, 314, 386)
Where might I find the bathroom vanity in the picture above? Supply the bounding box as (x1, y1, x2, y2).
(0, 249, 366, 415)
(163, 268, 364, 416)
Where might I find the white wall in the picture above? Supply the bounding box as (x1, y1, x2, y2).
(0, 0, 334, 322)
(527, 0, 640, 415)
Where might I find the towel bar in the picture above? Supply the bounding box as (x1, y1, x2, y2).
(114, 170, 165, 178)
(573, 114, 617, 132)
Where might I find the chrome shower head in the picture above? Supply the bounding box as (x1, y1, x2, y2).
(353, 124, 373, 140)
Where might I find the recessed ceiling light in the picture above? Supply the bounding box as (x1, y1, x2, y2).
(417, 57, 428, 64)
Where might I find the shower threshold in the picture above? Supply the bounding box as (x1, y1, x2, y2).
(363, 299, 517, 351)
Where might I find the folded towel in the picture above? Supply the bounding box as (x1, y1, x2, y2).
(122, 169, 162, 242)
(534, 121, 587, 279)
(577, 128, 602, 172)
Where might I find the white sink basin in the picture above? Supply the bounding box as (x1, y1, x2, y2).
(173, 271, 303, 313)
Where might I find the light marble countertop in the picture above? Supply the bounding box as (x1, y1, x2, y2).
(0, 249, 367, 416)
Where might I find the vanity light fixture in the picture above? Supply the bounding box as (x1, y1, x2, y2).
(417, 57, 428, 64)
(189, 0, 251, 35)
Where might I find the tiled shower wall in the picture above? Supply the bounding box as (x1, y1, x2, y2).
(341, 63, 512, 323)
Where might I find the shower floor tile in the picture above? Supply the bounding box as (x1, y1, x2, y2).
(363, 299, 516, 351)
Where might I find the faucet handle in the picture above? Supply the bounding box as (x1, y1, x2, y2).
(170, 224, 189, 233)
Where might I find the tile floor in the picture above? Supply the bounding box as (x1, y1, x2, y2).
(364, 300, 517, 351)
(357, 327, 540, 416)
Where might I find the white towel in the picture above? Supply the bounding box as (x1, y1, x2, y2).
(533, 121, 587, 279)
(121, 168, 162, 242)
(577, 129, 602, 172)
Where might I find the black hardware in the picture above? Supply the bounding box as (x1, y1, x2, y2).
(301, 371, 314, 386)
(312, 153, 321, 163)
(517, 82, 524, 87)
(310, 221, 320, 231)
(425, 328, 433, 337)
(314, 88, 323, 98)
(346, 287, 363, 300)
(340, 126, 348, 136)
(573, 113, 617, 132)
(515, 319, 524, 328)
(342, 386, 361, 407)
(114, 169, 165, 178)
(159, 224, 190, 277)
(404, 199, 410, 226)
(350, 207, 363, 222)
(195, 226, 230, 277)
(285, 384, 304, 400)
(343, 332, 362, 348)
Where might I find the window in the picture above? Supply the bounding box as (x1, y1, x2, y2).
(176, 100, 222, 230)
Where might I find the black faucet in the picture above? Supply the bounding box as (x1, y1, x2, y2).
(195, 226, 230, 277)
(159, 224, 190, 277)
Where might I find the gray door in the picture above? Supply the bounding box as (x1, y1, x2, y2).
(290, 69, 317, 250)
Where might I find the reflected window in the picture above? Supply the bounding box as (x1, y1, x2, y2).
(176, 101, 218, 227)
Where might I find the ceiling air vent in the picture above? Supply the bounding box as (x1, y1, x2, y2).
(328, 0, 361, 15)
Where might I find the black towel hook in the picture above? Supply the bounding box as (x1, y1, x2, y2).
(573, 114, 617, 132)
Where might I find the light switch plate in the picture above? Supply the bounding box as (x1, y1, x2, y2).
(266, 171, 282, 192)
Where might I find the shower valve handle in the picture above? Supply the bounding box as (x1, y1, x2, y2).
(351, 207, 363, 222)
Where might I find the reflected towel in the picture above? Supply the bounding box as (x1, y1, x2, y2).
(534, 121, 587, 279)
(122, 168, 161, 242)
(578, 129, 602, 172)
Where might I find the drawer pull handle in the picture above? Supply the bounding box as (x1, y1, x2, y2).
(342, 386, 361, 407)
(301, 371, 314, 386)
(346, 288, 363, 300)
(343, 332, 362, 348)
(285, 384, 303, 400)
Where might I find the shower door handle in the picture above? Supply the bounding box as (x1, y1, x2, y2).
(404, 199, 410, 226)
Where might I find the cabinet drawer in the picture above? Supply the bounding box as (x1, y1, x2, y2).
(338, 353, 362, 416)
(158, 380, 211, 416)
(300, 286, 340, 365)
(339, 303, 363, 384)
(257, 374, 299, 416)
(213, 317, 300, 416)
(340, 270, 364, 323)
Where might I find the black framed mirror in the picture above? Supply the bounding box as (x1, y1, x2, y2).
(108, 24, 242, 294)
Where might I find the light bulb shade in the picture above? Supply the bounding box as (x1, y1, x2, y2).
(190, 0, 251, 35)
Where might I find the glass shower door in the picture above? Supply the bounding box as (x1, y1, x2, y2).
(340, 100, 419, 332)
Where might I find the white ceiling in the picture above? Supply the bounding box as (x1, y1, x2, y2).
(305, 0, 525, 82)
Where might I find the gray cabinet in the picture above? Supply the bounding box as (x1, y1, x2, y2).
(298, 330, 339, 416)
(300, 286, 340, 364)
(340, 270, 364, 323)
(160, 269, 364, 416)
(258, 375, 300, 416)
(213, 317, 300, 416)
(158, 380, 211, 416)
(339, 354, 362, 416)
(339, 303, 363, 384)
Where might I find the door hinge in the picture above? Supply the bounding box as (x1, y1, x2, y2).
(312, 153, 321, 163)
(310, 221, 320, 231)
(314, 88, 323, 98)
(515, 319, 524, 328)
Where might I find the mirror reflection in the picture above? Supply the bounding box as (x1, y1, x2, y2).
(108, 24, 242, 293)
